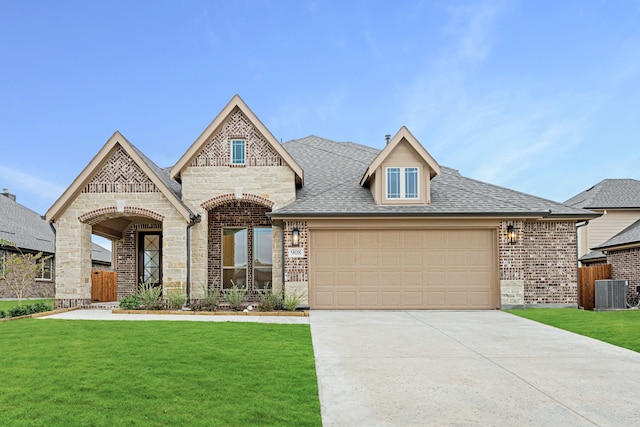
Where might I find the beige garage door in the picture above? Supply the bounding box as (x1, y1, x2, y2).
(309, 229, 498, 309)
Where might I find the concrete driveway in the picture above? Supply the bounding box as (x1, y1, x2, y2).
(310, 311, 640, 426)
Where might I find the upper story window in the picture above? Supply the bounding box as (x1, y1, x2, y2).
(386, 167, 419, 200)
(231, 139, 246, 165)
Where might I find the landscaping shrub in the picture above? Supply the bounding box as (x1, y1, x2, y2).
(137, 281, 164, 310)
(225, 284, 246, 311)
(194, 284, 220, 311)
(166, 287, 187, 309)
(283, 290, 306, 311)
(257, 290, 282, 312)
(0, 310, 6, 318)
(119, 295, 141, 310)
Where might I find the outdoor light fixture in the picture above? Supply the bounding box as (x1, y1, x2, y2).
(291, 228, 300, 246)
(506, 224, 519, 244)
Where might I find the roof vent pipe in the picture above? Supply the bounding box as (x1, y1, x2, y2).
(2, 188, 16, 201)
(385, 134, 391, 145)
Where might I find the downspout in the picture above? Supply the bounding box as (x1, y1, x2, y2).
(575, 220, 589, 309)
(49, 220, 57, 306)
(186, 213, 201, 307)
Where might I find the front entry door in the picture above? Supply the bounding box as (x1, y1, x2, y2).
(138, 232, 162, 287)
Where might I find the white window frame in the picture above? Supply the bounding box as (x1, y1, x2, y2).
(385, 166, 419, 200)
(231, 139, 246, 165)
(37, 257, 52, 281)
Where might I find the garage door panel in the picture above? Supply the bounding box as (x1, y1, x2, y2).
(336, 291, 356, 307)
(309, 229, 497, 309)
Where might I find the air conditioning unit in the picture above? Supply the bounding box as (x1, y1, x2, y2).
(595, 280, 628, 309)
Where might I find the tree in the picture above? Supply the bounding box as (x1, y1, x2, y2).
(0, 239, 51, 306)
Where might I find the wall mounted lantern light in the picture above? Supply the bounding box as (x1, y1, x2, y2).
(292, 228, 300, 247)
(506, 224, 519, 244)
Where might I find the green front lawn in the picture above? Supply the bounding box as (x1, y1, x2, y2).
(507, 308, 640, 353)
(0, 319, 321, 426)
(0, 298, 53, 312)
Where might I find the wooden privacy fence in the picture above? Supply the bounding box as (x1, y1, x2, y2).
(91, 270, 117, 302)
(578, 264, 611, 310)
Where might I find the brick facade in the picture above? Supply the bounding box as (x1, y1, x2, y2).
(114, 223, 162, 299)
(608, 248, 640, 296)
(207, 200, 272, 301)
(522, 221, 577, 305)
(0, 249, 55, 299)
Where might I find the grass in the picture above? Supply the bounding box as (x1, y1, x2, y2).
(507, 308, 640, 353)
(0, 319, 322, 426)
(0, 298, 53, 312)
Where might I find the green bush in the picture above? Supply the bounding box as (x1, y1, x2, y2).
(283, 290, 306, 311)
(166, 286, 187, 310)
(8, 305, 30, 317)
(137, 281, 164, 310)
(195, 284, 219, 311)
(257, 290, 282, 312)
(225, 284, 247, 311)
(119, 295, 141, 310)
(0, 309, 6, 318)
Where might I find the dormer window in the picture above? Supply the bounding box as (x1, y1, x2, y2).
(386, 167, 419, 200)
(231, 139, 246, 165)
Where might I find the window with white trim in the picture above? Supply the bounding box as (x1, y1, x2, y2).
(386, 167, 419, 200)
(231, 139, 246, 165)
(37, 257, 52, 281)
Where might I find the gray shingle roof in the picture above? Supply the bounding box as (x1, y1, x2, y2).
(92, 243, 112, 265)
(0, 194, 55, 253)
(1, 193, 112, 264)
(579, 250, 606, 262)
(564, 179, 640, 209)
(273, 136, 596, 218)
(593, 219, 640, 250)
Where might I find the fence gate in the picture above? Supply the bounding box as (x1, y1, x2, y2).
(91, 270, 117, 302)
(578, 264, 611, 310)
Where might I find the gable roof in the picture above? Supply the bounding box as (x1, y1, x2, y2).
(0, 194, 55, 253)
(92, 242, 112, 265)
(46, 131, 193, 222)
(593, 219, 640, 251)
(171, 94, 304, 186)
(360, 126, 440, 186)
(564, 179, 640, 209)
(272, 136, 599, 219)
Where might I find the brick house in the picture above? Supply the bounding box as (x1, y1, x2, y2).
(564, 179, 640, 266)
(591, 220, 640, 296)
(1, 189, 111, 299)
(46, 95, 597, 309)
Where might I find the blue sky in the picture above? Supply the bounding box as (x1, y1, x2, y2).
(1, 0, 640, 217)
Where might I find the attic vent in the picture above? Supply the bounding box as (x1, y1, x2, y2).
(384, 134, 391, 145)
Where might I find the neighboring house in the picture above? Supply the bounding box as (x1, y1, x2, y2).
(564, 179, 640, 266)
(45, 95, 597, 310)
(1, 188, 111, 299)
(591, 220, 640, 294)
(1, 188, 55, 298)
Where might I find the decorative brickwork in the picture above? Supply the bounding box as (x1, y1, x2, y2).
(115, 223, 162, 299)
(608, 248, 640, 298)
(202, 193, 275, 211)
(191, 107, 284, 167)
(79, 206, 164, 224)
(55, 298, 92, 309)
(207, 200, 272, 301)
(83, 146, 158, 194)
(284, 220, 308, 283)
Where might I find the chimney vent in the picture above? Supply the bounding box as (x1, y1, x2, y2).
(385, 134, 391, 145)
(2, 188, 16, 201)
